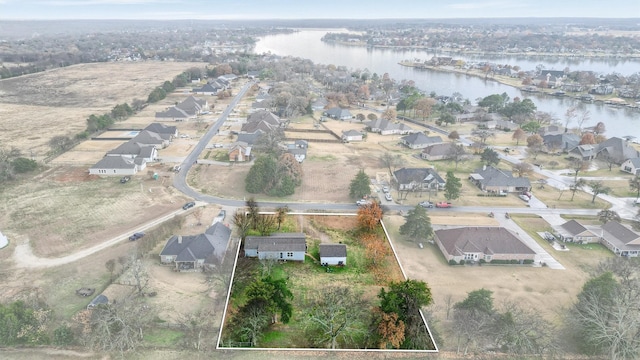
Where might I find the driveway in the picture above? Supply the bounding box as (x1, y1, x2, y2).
(496, 213, 565, 270)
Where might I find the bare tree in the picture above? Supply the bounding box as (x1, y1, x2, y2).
(233, 211, 251, 242)
(570, 158, 590, 183)
(380, 152, 402, 177)
(570, 178, 587, 201)
(129, 255, 149, 296)
(512, 162, 534, 177)
(177, 308, 216, 351)
(447, 144, 467, 170)
(304, 285, 367, 349)
(255, 214, 276, 236)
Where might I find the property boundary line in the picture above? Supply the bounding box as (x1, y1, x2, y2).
(216, 213, 438, 353)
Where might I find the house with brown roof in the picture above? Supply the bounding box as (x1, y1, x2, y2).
(553, 220, 601, 243)
(319, 244, 347, 266)
(600, 221, 640, 257)
(244, 233, 307, 261)
(421, 142, 458, 161)
(228, 141, 251, 162)
(434, 227, 536, 263)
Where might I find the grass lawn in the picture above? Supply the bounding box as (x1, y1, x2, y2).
(143, 327, 184, 346)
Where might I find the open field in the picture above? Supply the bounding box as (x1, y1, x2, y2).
(0, 61, 204, 156)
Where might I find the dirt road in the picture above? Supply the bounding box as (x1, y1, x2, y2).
(11, 207, 189, 269)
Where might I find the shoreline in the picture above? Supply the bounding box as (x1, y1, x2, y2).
(322, 40, 640, 60)
(397, 61, 637, 108)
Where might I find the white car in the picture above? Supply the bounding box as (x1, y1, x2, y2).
(382, 186, 389, 193)
(519, 194, 530, 202)
(385, 193, 393, 201)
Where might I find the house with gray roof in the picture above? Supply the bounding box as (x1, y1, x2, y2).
(131, 130, 169, 149)
(323, 107, 353, 120)
(421, 142, 459, 161)
(159, 222, 232, 271)
(176, 95, 209, 116)
(244, 233, 307, 261)
(469, 165, 531, 193)
(553, 220, 601, 243)
(434, 227, 536, 263)
(87, 294, 109, 310)
(596, 137, 640, 164)
(568, 144, 597, 161)
(155, 106, 192, 121)
(542, 133, 580, 153)
(341, 130, 363, 142)
(106, 141, 157, 162)
(393, 167, 445, 191)
(241, 110, 284, 134)
(193, 83, 222, 96)
(319, 244, 347, 266)
(600, 221, 640, 257)
(144, 123, 178, 138)
(364, 118, 415, 135)
(90, 156, 144, 176)
(400, 133, 442, 149)
(621, 158, 640, 175)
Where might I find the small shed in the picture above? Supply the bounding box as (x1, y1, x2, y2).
(87, 294, 108, 309)
(319, 244, 347, 266)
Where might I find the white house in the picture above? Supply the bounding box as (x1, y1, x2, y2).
(621, 158, 640, 175)
(244, 233, 307, 261)
(341, 130, 363, 142)
(319, 244, 347, 266)
(89, 156, 144, 176)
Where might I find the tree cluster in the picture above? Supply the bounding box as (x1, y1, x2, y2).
(245, 153, 302, 197)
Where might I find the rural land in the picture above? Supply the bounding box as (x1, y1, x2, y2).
(1, 17, 640, 360)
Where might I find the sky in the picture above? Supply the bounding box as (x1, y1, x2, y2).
(0, 0, 638, 20)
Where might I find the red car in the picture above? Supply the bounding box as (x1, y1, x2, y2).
(435, 202, 452, 208)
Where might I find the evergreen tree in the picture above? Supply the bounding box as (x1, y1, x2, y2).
(444, 171, 462, 201)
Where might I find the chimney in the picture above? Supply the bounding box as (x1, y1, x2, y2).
(178, 235, 182, 244)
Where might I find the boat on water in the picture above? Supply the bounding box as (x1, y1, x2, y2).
(551, 91, 566, 97)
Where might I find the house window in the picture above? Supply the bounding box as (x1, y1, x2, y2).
(464, 253, 474, 260)
(279, 252, 283, 259)
(287, 252, 293, 257)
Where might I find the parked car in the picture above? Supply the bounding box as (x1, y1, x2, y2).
(435, 202, 452, 208)
(519, 194, 530, 202)
(120, 176, 130, 184)
(384, 193, 393, 201)
(419, 201, 434, 208)
(356, 199, 370, 206)
(173, 165, 181, 172)
(129, 232, 145, 241)
(182, 201, 196, 210)
(382, 186, 390, 193)
(213, 210, 226, 223)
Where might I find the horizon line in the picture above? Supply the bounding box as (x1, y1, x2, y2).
(1, 16, 639, 21)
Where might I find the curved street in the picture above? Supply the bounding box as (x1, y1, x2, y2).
(13, 80, 637, 270)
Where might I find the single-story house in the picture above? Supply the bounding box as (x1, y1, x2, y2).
(324, 107, 353, 120)
(495, 120, 519, 131)
(434, 227, 536, 263)
(568, 144, 597, 161)
(596, 137, 640, 164)
(241, 110, 284, 134)
(176, 95, 209, 116)
(600, 221, 640, 257)
(542, 133, 580, 153)
(285, 140, 308, 163)
(554, 220, 601, 243)
(311, 98, 328, 111)
(193, 83, 222, 96)
(155, 106, 192, 121)
(400, 133, 442, 149)
(393, 167, 445, 191)
(89, 155, 145, 176)
(131, 130, 170, 149)
(106, 141, 158, 162)
(228, 141, 252, 162)
(621, 158, 640, 175)
(236, 131, 262, 146)
(244, 233, 307, 261)
(159, 222, 232, 271)
(87, 294, 109, 309)
(319, 244, 347, 266)
(341, 130, 364, 142)
(144, 123, 178, 139)
(421, 142, 459, 161)
(364, 119, 415, 135)
(469, 165, 531, 193)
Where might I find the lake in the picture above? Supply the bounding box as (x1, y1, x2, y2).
(254, 29, 640, 139)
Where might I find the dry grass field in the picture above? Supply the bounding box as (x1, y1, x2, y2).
(0, 61, 203, 157)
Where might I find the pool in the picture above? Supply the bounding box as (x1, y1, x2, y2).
(126, 131, 140, 137)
